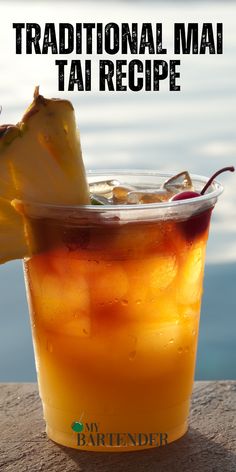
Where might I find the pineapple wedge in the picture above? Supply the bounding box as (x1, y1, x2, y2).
(0, 87, 90, 263)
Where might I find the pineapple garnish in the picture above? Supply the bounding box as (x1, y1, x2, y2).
(0, 87, 90, 263)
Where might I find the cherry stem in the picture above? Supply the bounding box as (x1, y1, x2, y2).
(200, 166, 235, 195)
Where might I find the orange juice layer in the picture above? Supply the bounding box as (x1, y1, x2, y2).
(24, 216, 210, 450)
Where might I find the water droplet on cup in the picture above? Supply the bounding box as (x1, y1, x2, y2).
(121, 299, 128, 306)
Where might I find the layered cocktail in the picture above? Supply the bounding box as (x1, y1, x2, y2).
(23, 171, 222, 450)
(0, 89, 233, 451)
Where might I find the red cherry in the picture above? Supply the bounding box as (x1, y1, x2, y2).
(171, 191, 200, 201)
(170, 166, 234, 241)
(170, 166, 234, 202)
(171, 189, 212, 240)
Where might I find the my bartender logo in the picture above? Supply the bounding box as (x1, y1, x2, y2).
(71, 420, 168, 447)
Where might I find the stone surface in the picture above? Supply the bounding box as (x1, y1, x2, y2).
(0, 382, 236, 472)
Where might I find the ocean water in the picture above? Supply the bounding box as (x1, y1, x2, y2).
(0, 1, 235, 380)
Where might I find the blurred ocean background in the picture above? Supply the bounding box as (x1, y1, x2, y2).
(0, 1, 235, 381)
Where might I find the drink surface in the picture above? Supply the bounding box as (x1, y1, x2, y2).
(24, 176, 212, 450)
(89, 170, 193, 204)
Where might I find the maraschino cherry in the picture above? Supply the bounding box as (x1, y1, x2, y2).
(171, 166, 235, 201)
(171, 166, 235, 241)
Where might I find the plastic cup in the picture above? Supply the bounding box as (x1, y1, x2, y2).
(23, 170, 222, 451)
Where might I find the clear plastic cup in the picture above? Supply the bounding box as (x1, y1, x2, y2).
(23, 170, 223, 451)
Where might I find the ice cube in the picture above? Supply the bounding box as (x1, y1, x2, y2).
(133, 322, 182, 377)
(36, 272, 91, 329)
(145, 255, 178, 292)
(59, 315, 91, 337)
(124, 254, 177, 302)
(89, 180, 120, 198)
(91, 194, 110, 205)
(112, 185, 136, 203)
(177, 241, 205, 304)
(147, 297, 180, 325)
(162, 171, 193, 193)
(127, 189, 171, 204)
(89, 261, 129, 306)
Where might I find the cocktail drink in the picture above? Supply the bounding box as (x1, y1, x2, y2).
(22, 171, 222, 451)
(0, 89, 233, 451)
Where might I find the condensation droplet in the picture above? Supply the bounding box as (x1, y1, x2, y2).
(185, 347, 189, 353)
(83, 329, 89, 336)
(178, 347, 183, 354)
(136, 299, 142, 305)
(129, 350, 136, 360)
(121, 299, 128, 306)
(192, 329, 197, 336)
(169, 338, 174, 344)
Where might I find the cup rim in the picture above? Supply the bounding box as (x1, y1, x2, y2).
(17, 169, 224, 213)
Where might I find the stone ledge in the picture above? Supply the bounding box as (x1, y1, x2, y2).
(0, 381, 236, 472)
